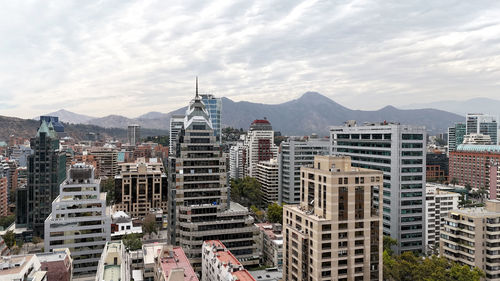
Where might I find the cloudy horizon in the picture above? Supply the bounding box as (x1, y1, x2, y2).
(2, 0, 500, 119)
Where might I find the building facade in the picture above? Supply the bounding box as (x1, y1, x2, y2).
(128, 124, 141, 146)
(37, 248, 73, 281)
(169, 114, 185, 155)
(440, 200, 500, 280)
(278, 137, 330, 204)
(245, 119, 278, 177)
(426, 153, 449, 182)
(466, 113, 498, 145)
(44, 164, 111, 277)
(255, 223, 283, 267)
(448, 123, 466, 152)
(114, 158, 168, 219)
(21, 120, 66, 237)
(90, 148, 118, 178)
(229, 142, 247, 180)
(283, 156, 383, 281)
(255, 159, 279, 205)
(167, 92, 258, 272)
(202, 240, 256, 281)
(330, 123, 426, 254)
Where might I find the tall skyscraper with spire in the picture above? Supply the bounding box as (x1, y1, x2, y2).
(167, 80, 258, 272)
(17, 120, 66, 237)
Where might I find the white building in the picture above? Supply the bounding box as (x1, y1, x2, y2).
(330, 122, 427, 254)
(463, 133, 493, 145)
(96, 241, 130, 281)
(111, 211, 142, 240)
(255, 223, 283, 267)
(255, 160, 279, 205)
(229, 142, 247, 180)
(169, 114, 185, 155)
(278, 136, 330, 204)
(0, 255, 45, 281)
(466, 113, 498, 145)
(202, 240, 255, 281)
(245, 119, 278, 177)
(424, 184, 460, 253)
(44, 163, 111, 277)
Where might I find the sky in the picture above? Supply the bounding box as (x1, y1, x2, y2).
(2, 0, 500, 119)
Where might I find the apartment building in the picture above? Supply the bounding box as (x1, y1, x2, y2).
(245, 119, 278, 177)
(331, 122, 426, 254)
(440, 200, 500, 280)
(114, 158, 168, 219)
(89, 148, 118, 178)
(202, 240, 256, 281)
(255, 223, 283, 267)
(255, 159, 279, 205)
(283, 156, 383, 281)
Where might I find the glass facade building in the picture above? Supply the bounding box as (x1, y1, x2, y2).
(201, 94, 222, 142)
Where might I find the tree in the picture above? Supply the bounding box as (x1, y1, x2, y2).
(0, 214, 15, 229)
(230, 177, 263, 207)
(32, 236, 43, 247)
(123, 233, 143, 251)
(250, 205, 265, 222)
(383, 235, 397, 256)
(2, 230, 15, 249)
(100, 178, 115, 205)
(267, 203, 283, 224)
(143, 214, 158, 236)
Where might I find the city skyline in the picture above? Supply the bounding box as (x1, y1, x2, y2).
(2, 1, 500, 118)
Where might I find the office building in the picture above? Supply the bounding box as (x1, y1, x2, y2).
(449, 144, 500, 190)
(466, 113, 498, 144)
(202, 240, 256, 281)
(245, 119, 278, 177)
(128, 124, 141, 146)
(9, 144, 31, 168)
(90, 148, 118, 178)
(283, 156, 383, 281)
(154, 245, 199, 281)
(448, 123, 466, 152)
(0, 177, 7, 217)
(96, 241, 130, 281)
(255, 159, 279, 205)
(40, 116, 65, 134)
(167, 91, 258, 271)
(201, 94, 222, 143)
(440, 200, 500, 280)
(278, 137, 330, 204)
(169, 114, 185, 155)
(331, 122, 426, 254)
(20, 120, 66, 236)
(114, 158, 168, 219)
(255, 223, 283, 267)
(44, 164, 111, 277)
(426, 153, 449, 182)
(424, 184, 460, 252)
(37, 248, 73, 281)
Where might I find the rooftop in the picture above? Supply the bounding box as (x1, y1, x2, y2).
(249, 269, 282, 281)
(232, 270, 256, 281)
(158, 246, 198, 281)
(456, 144, 500, 153)
(0, 255, 34, 275)
(205, 240, 241, 267)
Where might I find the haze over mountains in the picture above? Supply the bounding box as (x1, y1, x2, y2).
(40, 92, 464, 135)
(402, 98, 500, 118)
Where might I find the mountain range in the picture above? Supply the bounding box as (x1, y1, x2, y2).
(40, 92, 464, 136)
(402, 97, 500, 118)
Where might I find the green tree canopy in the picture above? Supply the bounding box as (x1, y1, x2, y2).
(230, 177, 263, 207)
(267, 203, 283, 224)
(123, 233, 143, 251)
(143, 214, 158, 235)
(2, 230, 15, 249)
(383, 235, 398, 256)
(100, 178, 115, 205)
(0, 214, 15, 229)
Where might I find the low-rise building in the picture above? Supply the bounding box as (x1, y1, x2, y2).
(111, 211, 142, 240)
(255, 223, 283, 267)
(202, 240, 255, 281)
(96, 241, 130, 281)
(37, 248, 73, 281)
(0, 255, 45, 281)
(154, 245, 199, 281)
(440, 200, 500, 280)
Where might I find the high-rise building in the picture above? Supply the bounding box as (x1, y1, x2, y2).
(167, 91, 258, 271)
(330, 122, 426, 254)
(245, 119, 278, 177)
(169, 114, 185, 155)
(201, 94, 222, 143)
(283, 156, 383, 281)
(255, 159, 279, 205)
(44, 163, 111, 277)
(440, 200, 500, 280)
(448, 123, 466, 152)
(128, 124, 141, 146)
(466, 113, 498, 145)
(229, 142, 247, 180)
(19, 120, 66, 236)
(0, 177, 7, 217)
(202, 240, 256, 281)
(424, 184, 460, 253)
(426, 153, 449, 182)
(278, 137, 330, 204)
(114, 158, 168, 219)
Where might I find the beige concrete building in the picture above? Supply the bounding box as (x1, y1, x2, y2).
(440, 200, 500, 280)
(255, 159, 279, 205)
(114, 158, 168, 219)
(90, 148, 118, 178)
(283, 156, 383, 281)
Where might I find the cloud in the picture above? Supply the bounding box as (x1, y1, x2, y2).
(1, 0, 500, 118)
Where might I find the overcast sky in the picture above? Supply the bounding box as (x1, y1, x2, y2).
(2, 0, 500, 118)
